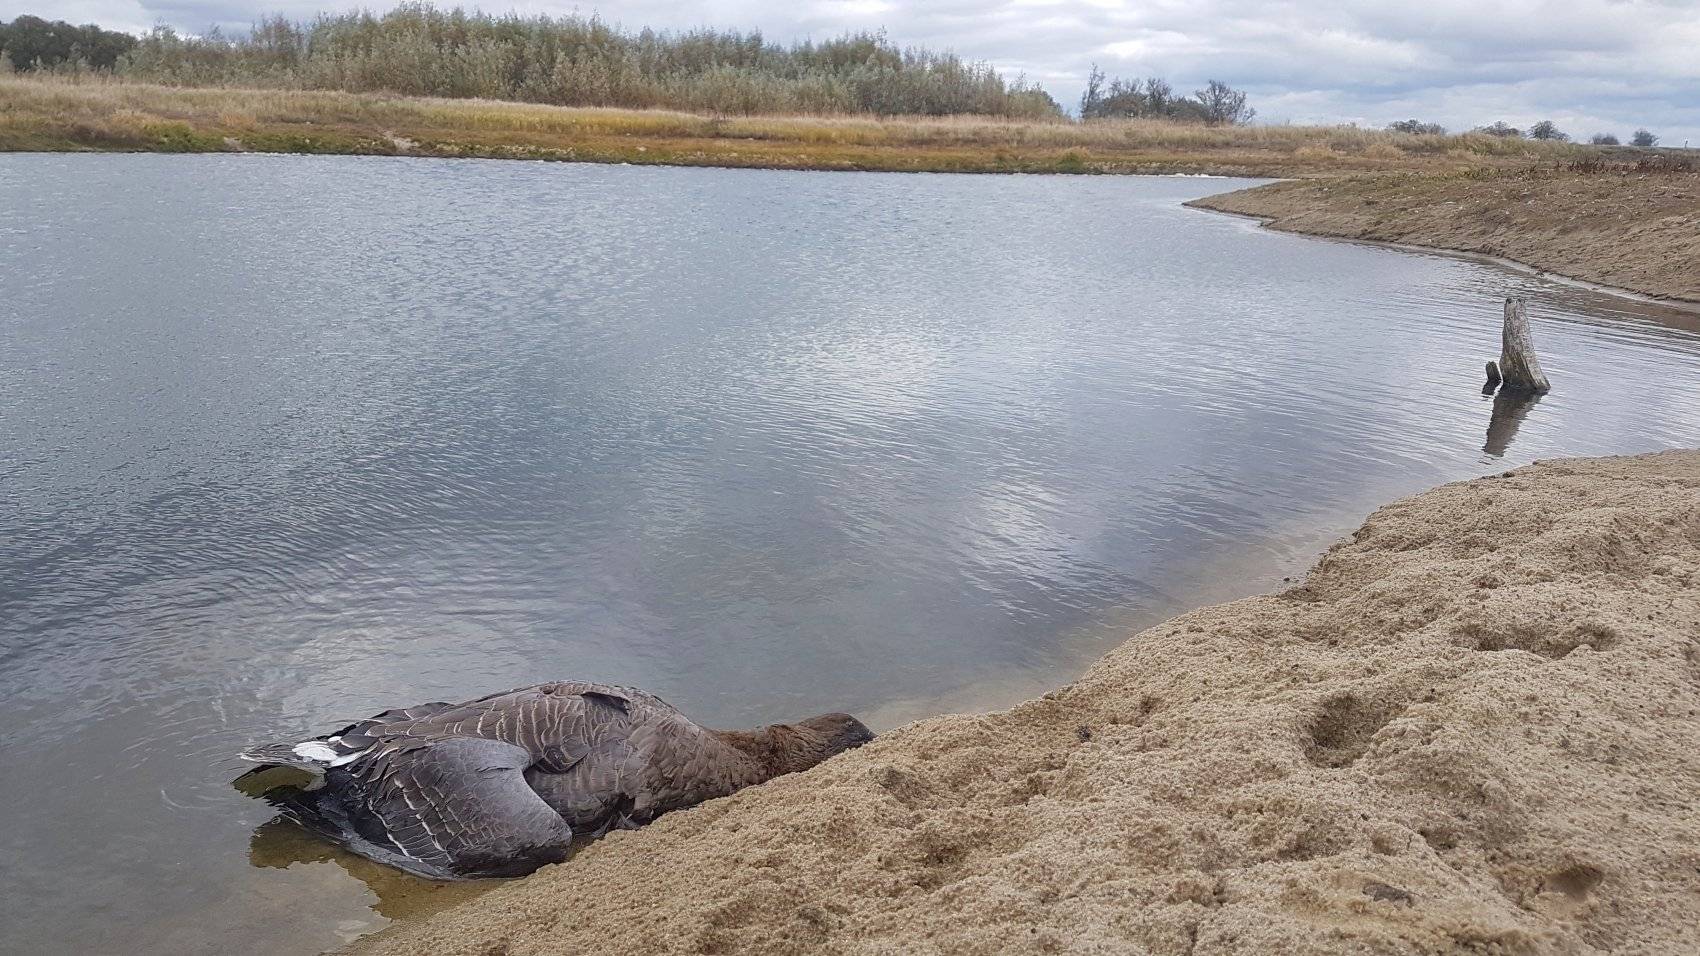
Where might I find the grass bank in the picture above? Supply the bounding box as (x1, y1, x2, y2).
(349, 450, 1700, 955)
(1, 75, 1587, 176)
(1189, 165, 1700, 303)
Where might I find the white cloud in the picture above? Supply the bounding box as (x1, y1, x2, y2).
(5, 0, 1696, 142)
(15, 0, 155, 31)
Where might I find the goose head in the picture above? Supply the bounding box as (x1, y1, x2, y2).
(795, 712, 876, 756)
(723, 712, 875, 779)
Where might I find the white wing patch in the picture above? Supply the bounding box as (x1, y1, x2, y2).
(293, 741, 340, 762)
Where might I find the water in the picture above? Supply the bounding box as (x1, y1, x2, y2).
(2, 154, 1697, 955)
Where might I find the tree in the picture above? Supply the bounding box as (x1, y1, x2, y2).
(1631, 128, 1658, 147)
(1095, 76, 1152, 118)
(1387, 119, 1445, 135)
(1141, 77, 1172, 115)
(1589, 133, 1619, 146)
(1528, 119, 1568, 141)
(0, 15, 136, 71)
(1476, 121, 1523, 138)
(1193, 79, 1255, 126)
(1078, 69, 1250, 124)
(1079, 63, 1104, 119)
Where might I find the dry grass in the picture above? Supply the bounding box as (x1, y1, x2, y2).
(1, 75, 1594, 175)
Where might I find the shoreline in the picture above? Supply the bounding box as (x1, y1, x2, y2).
(1187, 174, 1700, 305)
(1191, 202, 1700, 314)
(350, 449, 1700, 955)
(6, 142, 1274, 178)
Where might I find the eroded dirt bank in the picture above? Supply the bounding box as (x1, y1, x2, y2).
(1190, 171, 1700, 304)
(352, 450, 1700, 955)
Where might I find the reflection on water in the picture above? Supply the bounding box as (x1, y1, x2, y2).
(2, 154, 1699, 955)
(247, 819, 500, 922)
(1484, 391, 1544, 458)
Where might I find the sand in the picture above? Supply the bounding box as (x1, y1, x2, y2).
(350, 450, 1700, 955)
(1188, 172, 1700, 304)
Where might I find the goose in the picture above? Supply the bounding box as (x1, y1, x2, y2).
(237, 681, 874, 880)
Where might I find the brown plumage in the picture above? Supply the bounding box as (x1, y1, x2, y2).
(237, 681, 874, 879)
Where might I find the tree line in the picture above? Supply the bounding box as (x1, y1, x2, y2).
(1078, 67, 1256, 125)
(2, 8, 1280, 126)
(1390, 118, 1661, 148)
(1, 7, 1063, 118)
(5, 8, 1679, 142)
(0, 15, 135, 70)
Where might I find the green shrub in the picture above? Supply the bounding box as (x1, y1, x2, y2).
(112, 4, 1064, 119)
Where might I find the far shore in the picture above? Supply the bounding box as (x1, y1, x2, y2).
(348, 450, 1700, 955)
(0, 75, 1600, 177)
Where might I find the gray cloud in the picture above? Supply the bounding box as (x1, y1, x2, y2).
(8, 0, 1697, 142)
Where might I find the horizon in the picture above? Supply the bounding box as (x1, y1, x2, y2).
(2, 1, 1697, 144)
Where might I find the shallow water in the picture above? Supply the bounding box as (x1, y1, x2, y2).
(1, 154, 1698, 954)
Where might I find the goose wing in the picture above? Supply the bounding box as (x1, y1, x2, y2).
(344, 735, 574, 879)
(243, 682, 684, 876)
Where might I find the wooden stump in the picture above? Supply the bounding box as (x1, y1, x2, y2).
(1483, 360, 1502, 395)
(1498, 297, 1550, 393)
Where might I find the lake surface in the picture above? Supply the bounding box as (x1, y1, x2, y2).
(2, 154, 1698, 954)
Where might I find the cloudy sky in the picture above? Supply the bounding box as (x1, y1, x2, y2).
(14, 0, 1700, 142)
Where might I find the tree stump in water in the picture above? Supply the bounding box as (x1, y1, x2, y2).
(1484, 361, 1502, 394)
(1498, 297, 1550, 393)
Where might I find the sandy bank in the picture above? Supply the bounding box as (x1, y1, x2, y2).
(350, 450, 1700, 955)
(1189, 171, 1700, 304)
